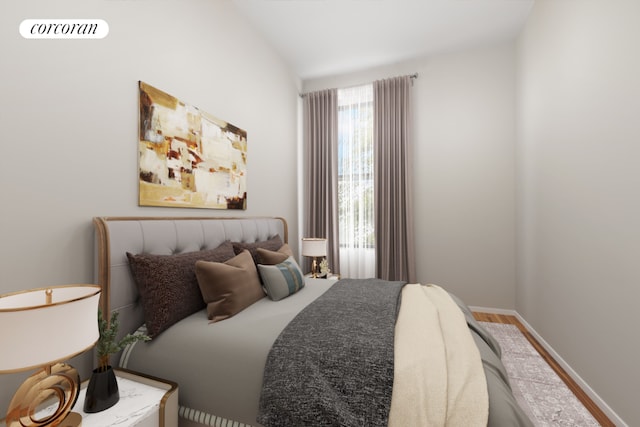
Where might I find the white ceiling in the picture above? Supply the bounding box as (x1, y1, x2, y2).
(231, 0, 534, 80)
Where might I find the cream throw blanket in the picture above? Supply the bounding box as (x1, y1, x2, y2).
(389, 284, 489, 427)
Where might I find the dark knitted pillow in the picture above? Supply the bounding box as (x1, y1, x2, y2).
(232, 235, 284, 265)
(126, 241, 236, 337)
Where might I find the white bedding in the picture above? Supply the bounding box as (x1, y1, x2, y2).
(390, 284, 488, 427)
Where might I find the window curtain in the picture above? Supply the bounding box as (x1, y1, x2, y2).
(374, 76, 416, 282)
(303, 89, 340, 275)
(337, 84, 376, 278)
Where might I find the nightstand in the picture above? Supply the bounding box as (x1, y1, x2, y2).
(305, 273, 340, 285)
(78, 368, 178, 427)
(18, 368, 179, 427)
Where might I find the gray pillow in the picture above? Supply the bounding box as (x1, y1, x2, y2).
(258, 257, 305, 301)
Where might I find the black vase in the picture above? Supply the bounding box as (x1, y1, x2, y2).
(83, 366, 120, 413)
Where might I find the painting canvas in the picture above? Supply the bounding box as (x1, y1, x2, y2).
(138, 81, 247, 209)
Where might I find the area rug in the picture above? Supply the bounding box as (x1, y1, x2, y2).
(479, 322, 599, 427)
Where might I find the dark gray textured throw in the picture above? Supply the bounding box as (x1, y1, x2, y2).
(257, 278, 406, 427)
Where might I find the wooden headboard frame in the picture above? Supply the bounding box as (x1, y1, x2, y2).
(93, 216, 288, 339)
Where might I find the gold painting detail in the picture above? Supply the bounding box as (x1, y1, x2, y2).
(138, 81, 247, 209)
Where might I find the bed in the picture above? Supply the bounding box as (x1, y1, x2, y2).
(94, 216, 533, 427)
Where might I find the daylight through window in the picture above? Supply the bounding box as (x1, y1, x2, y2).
(337, 84, 375, 278)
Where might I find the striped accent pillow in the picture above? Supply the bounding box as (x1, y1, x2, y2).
(258, 257, 305, 301)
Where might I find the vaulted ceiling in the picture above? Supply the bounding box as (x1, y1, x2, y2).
(231, 0, 534, 80)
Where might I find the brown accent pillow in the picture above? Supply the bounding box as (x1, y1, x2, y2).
(195, 250, 265, 323)
(126, 241, 236, 337)
(232, 235, 284, 265)
(256, 244, 294, 265)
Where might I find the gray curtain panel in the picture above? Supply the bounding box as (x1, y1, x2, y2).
(373, 76, 416, 282)
(303, 89, 340, 275)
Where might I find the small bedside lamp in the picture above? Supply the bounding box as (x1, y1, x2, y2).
(0, 284, 101, 427)
(301, 238, 327, 278)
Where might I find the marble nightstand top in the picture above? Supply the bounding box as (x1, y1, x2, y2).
(74, 375, 167, 426)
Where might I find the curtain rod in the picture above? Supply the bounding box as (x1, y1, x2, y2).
(299, 72, 418, 98)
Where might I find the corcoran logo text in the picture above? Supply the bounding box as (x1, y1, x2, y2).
(20, 19, 109, 39)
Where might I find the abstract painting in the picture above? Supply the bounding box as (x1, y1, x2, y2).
(138, 81, 247, 209)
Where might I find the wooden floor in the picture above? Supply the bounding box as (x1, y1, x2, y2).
(473, 312, 615, 427)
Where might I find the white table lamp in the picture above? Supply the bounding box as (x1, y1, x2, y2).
(301, 238, 327, 278)
(0, 284, 101, 427)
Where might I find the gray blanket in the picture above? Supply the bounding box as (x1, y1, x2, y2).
(257, 278, 406, 427)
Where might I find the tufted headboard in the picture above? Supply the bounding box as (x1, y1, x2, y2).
(93, 216, 288, 341)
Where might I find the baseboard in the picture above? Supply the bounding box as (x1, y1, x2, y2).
(469, 305, 515, 316)
(470, 306, 628, 427)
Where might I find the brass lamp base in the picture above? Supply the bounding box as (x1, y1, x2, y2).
(310, 257, 329, 278)
(310, 257, 319, 278)
(6, 363, 82, 427)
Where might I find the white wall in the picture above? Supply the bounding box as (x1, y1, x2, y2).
(304, 42, 517, 309)
(517, 1, 640, 424)
(0, 0, 299, 404)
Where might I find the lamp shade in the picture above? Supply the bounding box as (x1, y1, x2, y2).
(301, 238, 327, 257)
(0, 285, 101, 372)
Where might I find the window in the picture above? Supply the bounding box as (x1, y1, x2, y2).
(337, 84, 375, 278)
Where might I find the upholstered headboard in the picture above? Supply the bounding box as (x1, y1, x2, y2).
(93, 216, 288, 341)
